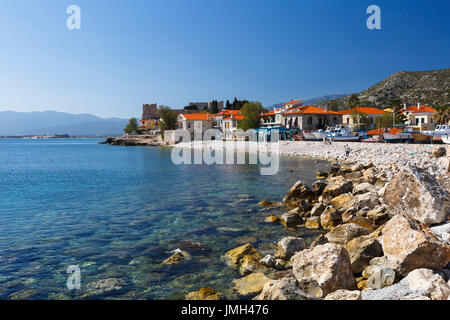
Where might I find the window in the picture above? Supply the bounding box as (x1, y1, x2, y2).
(421, 118, 425, 123)
(308, 117, 313, 125)
(188, 122, 191, 129)
(415, 118, 419, 125)
(346, 117, 350, 124)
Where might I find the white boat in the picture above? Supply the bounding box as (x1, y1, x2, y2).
(302, 131, 322, 141)
(442, 135, 450, 144)
(324, 125, 361, 142)
(382, 132, 414, 143)
(312, 129, 327, 140)
(422, 125, 450, 137)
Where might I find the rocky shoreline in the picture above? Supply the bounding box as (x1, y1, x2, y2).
(100, 135, 166, 147)
(181, 143, 450, 300)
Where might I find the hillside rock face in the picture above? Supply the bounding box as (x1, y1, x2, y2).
(318, 68, 450, 109)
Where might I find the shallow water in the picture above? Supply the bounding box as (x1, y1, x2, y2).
(0, 139, 330, 299)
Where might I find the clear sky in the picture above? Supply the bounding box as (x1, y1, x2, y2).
(0, 0, 449, 118)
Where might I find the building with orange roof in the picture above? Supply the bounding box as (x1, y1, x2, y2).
(404, 103, 436, 130)
(338, 107, 385, 130)
(176, 113, 214, 139)
(261, 102, 343, 130)
(261, 99, 304, 127)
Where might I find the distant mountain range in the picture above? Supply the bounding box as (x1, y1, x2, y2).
(0, 111, 128, 137)
(317, 68, 450, 110)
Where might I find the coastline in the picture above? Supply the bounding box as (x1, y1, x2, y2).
(102, 135, 450, 300)
(173, 140, 450, 300)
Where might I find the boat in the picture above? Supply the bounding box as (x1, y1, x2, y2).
(324, 125, 361, 142)
(302, 131, 322, 141)
(312, 129, 327, 140)
(410, 132, 431, 143)
(382, 132, 414, 143)
(442, 135, 450, 144)
(422, 124, 450, 137)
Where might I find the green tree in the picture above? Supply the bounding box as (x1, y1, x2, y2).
(158, 106, 178, 133)
(210, 100, 219, 114)
(124, 118, 138, 134)
(348, 94, 360, 109)
(226, 100, 231, 110)
(238, 102, 266, 131)
(375, 112, 405, 128)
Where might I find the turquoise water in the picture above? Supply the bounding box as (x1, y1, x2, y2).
(0, 139, 329, 300)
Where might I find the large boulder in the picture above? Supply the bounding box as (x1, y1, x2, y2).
(283, 181, 316, 205)
(274, 237, 306, 260)
(353, 183, 376, 195)
(291, 243, 356, 296)
(310, 202, 326, 217)
(280, 212, 303, 228)
(232, 273, 271, 298)
(383, 168, 450, 225)
(362, 268, 450, 300)
(254, 277, 318, 300)
(325, 223, 371, 246)
(320, 207, 342, 230)
(356, 192, 380, 210)
(322, 177, 353, 200)
(330, 194, 356, 210)
(346, 235, 383, 274)
(380, 215, 450, 275)
(430, 222, 450, 239)
(224, 243, 262, 275)
(405, 268, 450, 300)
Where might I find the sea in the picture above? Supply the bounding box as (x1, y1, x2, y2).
(0, 138, 330, 299)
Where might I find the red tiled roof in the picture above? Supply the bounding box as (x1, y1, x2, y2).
(338, 107, 385, 115)
(285, 105, 340, 115)
(214, 110, 241, 116)
(180, 113, 212, 121)
(282, 99, 303, 106)
(406, 105, 436, 114)
(224, 114, 244, 120)
(261, 110, 275, 116)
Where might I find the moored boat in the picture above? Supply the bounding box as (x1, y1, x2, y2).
(382, 132, 414, 143)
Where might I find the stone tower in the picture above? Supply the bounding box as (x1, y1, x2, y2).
(142, 104, 158, 121)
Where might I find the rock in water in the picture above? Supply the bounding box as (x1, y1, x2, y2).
(185, 288, 226, 300)
(255, 277, 318, 300)
(224, 243, 263, 275)
(282, 180, 316, 206)
(274, 237, 306, 260)
(383, 167, 449, 225)
(280, 212, 302, 228)
(380, 215, 450, 275)
(291, 243, 356, 296)
(232, 273, 271, 298)
(224, 243, 261, 266)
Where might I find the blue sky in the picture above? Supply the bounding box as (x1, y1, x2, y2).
(0, 0, 448, 118)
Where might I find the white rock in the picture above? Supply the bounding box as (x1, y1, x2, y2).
(405, 268, 450, 300)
